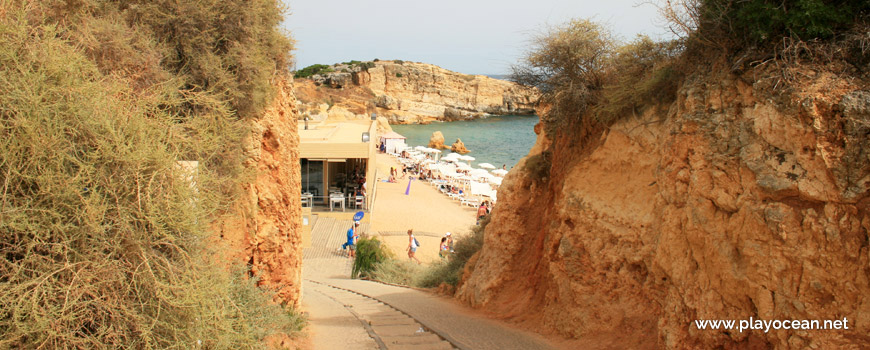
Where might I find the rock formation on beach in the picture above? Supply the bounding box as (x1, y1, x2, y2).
(450, 138, 470, 154)
(456, 64, 870, 348)
(294, 60, 539, 124)
(429, 131, 448, 149)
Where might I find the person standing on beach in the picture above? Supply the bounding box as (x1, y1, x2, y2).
(445, 232, 454, 253)
(407, 229, 421, 264)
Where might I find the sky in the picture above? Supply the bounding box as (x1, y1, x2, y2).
(282, 0, 671, 75)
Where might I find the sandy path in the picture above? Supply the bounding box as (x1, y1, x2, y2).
(369, 153, 478, 263)
(301, 218, 556, 350)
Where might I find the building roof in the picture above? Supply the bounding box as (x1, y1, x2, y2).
(380, 131, 406, 139)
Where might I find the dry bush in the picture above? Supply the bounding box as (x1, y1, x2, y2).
(0, 2, 302, 348)
(511, 19, 616, 135)
(512, 19, 684, 134)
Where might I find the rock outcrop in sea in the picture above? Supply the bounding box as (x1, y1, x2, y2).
(450, 138, 470, 154)
(429, 131, 447, 149)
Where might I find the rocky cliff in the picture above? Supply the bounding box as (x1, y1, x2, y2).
(456, 65, 870, 348)
(218, 77, 303, 308)
(294, 61, 539, 124)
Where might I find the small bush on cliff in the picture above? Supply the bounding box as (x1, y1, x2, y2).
(512, 18, 684, 135)
(594, 36, 684, 123)
(523, 151, 552, 182)
(295, 64, 333, 78)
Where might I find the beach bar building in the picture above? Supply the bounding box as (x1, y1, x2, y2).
(379, 131, 407, 155)
(299, 120, 378, 211)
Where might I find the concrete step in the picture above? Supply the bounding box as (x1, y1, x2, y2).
(371, 324, 426, 337)
(367, 316, 418, 326)
(385, 341, 454, 350)
(380, 333, 442, 345)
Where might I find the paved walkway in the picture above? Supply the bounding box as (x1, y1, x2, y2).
(301, 216, 556, 350)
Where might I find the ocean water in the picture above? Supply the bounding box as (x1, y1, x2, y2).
(390, 115, 539, 169)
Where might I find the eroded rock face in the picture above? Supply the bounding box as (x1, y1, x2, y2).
(451, 138, 469, 154)
(217, 77, 303, 307)
(429, 131, 447, 149)
(365, 61, 538, 122)
(457, 69, 870, 348)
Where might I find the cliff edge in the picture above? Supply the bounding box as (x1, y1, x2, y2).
(218, 77, 304, 308)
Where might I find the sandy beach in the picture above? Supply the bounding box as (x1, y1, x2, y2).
(368, 152, 478, 263)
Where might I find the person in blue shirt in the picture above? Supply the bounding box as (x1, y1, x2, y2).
(342, 221, 360, 258)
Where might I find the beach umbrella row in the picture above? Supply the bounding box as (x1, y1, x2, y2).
(478, 163, 495, 169)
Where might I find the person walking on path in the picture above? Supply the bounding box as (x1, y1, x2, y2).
(344, 221, 360, 259)
(439, 237, 449, 259)
(407, 229, 421, 264)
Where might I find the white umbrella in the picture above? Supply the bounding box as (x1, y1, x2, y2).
(491, 169, 508, 177)
(456, 163, 472, 170)
(459, 155, 475, 161)
(478, 163, 495, 169)
(489, 177, 503, 185)
(469, 169, 490, 177)
(415, 146, 427, 151)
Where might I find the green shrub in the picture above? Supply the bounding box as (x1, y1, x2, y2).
(295, 64, 333, 78)
(371, 259, 424, 285)
(352, 238, 391, 279)
(699, 0, 869, 45)
(396, 72, 404, 78)
(393, 59, 404, 64)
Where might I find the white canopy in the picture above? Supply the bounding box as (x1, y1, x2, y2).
(489, 177, 503, 185)
(478, 163, 495, 169)
(459, 155, 475, 161)
(491, 169, 508, 176)
(456, 162, 472, 170)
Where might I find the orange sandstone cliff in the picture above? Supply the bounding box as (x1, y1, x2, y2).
(457, 65, 870, 348)
(218, 77, 303, 308)
(294, 61, 539, 124)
